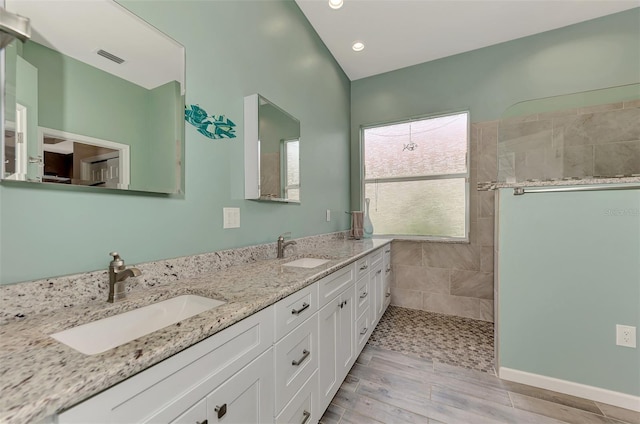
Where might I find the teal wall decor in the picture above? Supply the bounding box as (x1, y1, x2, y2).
(185, 104, 236, 139)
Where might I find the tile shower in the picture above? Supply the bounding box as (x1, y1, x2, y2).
(390, 91, 640, 323)
(390, 120, 497, 322)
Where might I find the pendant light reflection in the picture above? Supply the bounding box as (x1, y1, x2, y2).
(328, 0, 343, 10)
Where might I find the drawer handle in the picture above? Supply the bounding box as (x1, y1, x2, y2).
(359, 264, 368, 270)
(291, 302, 310, 315)
(196, 421, 208, 424)
(376, 269, 382, 275)
(386, 267, 391, 273)
(360, 327, 368, 335)
(360, 292, 368, 299)
(301, 410, 311, 424)
(385, 249, 390, 253)
(214, 404, 227, 419)
(386, 292, 391, 297)
(292, 349, 310, 366)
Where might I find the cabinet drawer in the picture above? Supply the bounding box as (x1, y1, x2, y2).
(370, 250, 383, 269)
(274, 283, 318, 341)
(276, 371, 317, 424)
(318, 265, 354, 307)
(356, 307, 371, 353)
(355, 275, 370, 319)
(354, 257, 370, 281)
(274, 314, 318, 414)
(59, 306, 274, 424)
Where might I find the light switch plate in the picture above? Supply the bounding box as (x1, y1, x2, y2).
(223, 208, 240, 229)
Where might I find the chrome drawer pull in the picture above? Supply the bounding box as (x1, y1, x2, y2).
(359, 264, 368, 270)
(291, 302, 310, 315)
(301, 410, 311, 424)
(292, 349, 310, 366)
(385, 249, 390, 253)
(376, 270, 382, 275)
(360, 327, 368, 335)
(196, 420, 208, 424)
(214, 404, 227, 419)
(386, 292, 391, 297)
(386, 267, 391, 273)
(360, 292, 368, 299)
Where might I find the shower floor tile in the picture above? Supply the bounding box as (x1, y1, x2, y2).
(367, 305, 495, 373)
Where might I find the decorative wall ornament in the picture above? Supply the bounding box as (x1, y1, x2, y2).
(185, 104, 236, 139)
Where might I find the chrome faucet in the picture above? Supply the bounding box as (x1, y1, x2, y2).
(108, 252, 141, 303)
(277, 233, 297, 259)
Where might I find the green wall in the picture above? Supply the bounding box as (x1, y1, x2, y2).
(350, 9, 640, 209)
(498, 187, 640, 396)
(138, 80, 182, 193)
(0, 0, 351, 284)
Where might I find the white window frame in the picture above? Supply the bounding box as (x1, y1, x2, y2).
(281, 137, 300, 201)
(361, 110, 470, 241)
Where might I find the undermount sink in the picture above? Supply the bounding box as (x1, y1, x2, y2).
(283, 258, 330, 268)
(50, 295, 225, 355)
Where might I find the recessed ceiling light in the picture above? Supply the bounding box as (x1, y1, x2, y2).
(352, 41, 365, 52)
(328, 0, 343, 9)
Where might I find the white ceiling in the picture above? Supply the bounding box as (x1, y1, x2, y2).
(295, 0, 639, 81)
(7, 0, 184, 92)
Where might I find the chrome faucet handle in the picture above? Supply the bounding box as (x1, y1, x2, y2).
(109, 251, 124, 269)
(279, 232, 292, 240)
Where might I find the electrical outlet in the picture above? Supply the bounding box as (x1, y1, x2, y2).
(616, 325, 636, 348)
(326, 209, 331, 222)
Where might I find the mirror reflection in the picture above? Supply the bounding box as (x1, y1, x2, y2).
(2, 0, 185, 194)
(258, 97, 300, 202)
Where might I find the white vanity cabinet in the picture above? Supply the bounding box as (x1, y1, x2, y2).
(317, 265, 356, 414)
(58, 306, 274, 424)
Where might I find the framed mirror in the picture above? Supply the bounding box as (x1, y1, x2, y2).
(2, 0, 185, 194)
(244, 94, 300, 203)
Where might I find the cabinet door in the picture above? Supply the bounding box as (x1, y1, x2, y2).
(383, 245, 392, 311)
(338, 286, 356, 374)
(371, 263, 384, 323)
(318, 296, 341, 413)
(206, 349, 274, 424)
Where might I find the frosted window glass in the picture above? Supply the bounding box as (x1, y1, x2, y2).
(364, 113, 468, 179)
(365, 179, 466, 237)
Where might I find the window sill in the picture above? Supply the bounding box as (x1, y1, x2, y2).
(373, 235, 469, 244)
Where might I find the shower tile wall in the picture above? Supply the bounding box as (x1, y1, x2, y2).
(391, 122, 497, 322)
(498, 100, 640, 182)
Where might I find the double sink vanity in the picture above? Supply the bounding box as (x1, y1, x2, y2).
(0, 238, 392, 424)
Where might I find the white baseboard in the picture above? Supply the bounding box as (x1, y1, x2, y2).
(499, 367, 640, 412)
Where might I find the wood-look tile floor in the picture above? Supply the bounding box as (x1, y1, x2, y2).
(320, 312, 639, 424)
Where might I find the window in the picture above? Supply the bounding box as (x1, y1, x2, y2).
(282, 138, 299, 201)
(362, 111, 469, 239)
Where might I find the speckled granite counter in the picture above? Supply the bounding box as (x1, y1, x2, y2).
(0, 238, 390, 424)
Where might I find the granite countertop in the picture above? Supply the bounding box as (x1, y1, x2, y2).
(0, 238, 391, 424)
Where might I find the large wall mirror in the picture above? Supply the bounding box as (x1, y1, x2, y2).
(244, 94, 300, 203)
(2, 0, 185, 194)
